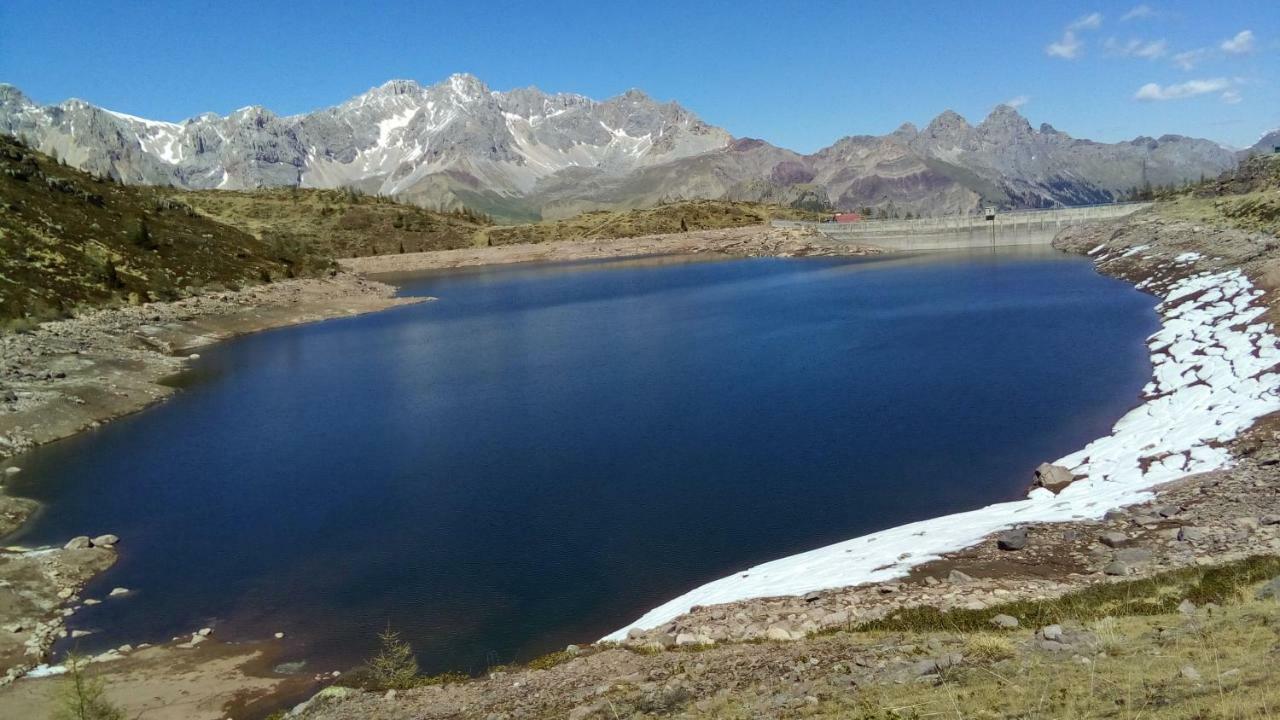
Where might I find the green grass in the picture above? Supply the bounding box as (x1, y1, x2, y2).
(0, 134, 333, 325)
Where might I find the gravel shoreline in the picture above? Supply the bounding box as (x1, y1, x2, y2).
(0, 271, 416, 693)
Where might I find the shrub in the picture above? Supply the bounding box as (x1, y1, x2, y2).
(368, 627, 419, 690)
(53, 653, 124, 720)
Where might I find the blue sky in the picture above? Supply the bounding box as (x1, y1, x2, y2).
(1, 1, 1276, 152)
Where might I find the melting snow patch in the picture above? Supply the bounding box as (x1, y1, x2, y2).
(24, 664, 67, 678)
(603, 266, 1280, 641)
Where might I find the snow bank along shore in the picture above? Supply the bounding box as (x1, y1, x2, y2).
(605, 250, 1280, 640)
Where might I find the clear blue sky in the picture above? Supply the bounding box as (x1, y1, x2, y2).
(1, 1, 1276, 151)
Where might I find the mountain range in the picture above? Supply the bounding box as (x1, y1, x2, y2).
(0, 74, 1253, 221)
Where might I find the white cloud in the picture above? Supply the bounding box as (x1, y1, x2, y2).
(1004, 95, 1031, 109)
(1172, 47, 1210, 70)
(1069, 12, 1104, 31)
(1105, 37, 1168, 59)
(1134, 77, 1233, 101)
(1047, 31, 1083, 59)
(1221, 89, 1242, 104)
(1047, 13, 1103, 59)
(1121, 5, 1155, 21)
(1220, 30, 1255, 54)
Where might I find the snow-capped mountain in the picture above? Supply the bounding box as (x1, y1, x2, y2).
(0, 76, 1241, 220)
(0, 75, 728, 218)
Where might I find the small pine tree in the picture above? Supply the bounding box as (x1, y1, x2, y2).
(131, 219, 156, 250)
(369, 627, 419, 690)
(53, 654, 125, 720)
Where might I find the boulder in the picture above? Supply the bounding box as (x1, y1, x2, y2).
(1040, 625, 1063, 641)
(997, 528, 1028, 551)
(1103, 561, 1130, 576)
(1032, 463, 1077, 494)
(91, 534, 119, 548)
(948, 569, 974, 584)
(1177, 526, 1206, 542)
(63, 536, 92, 550)
(1098, 532, 1128, 548)
(1115, 547, 1153, 564)
(1261, 515, 1280, 526)
(989, 614, 1020, 629)
(1256, 576, 1280, 601)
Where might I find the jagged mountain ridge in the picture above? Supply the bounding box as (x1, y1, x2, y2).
(0, 75, 1239, 220)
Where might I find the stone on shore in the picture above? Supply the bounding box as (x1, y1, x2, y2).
(997, 528, 1028, 551)
(1099, 531, 1128, 548)
(64, 536, 92, 550)
(1032, 463, 1077, 494)
(91, 534, 119, 548)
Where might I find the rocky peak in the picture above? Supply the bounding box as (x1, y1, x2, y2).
(374, 79, 424, 97)
(441, 73, 488, 101)
(977, 105, 1034, 142)
(891, 122, 919, 142)
(0, 84, 31, 108)
(927, 110, 970, 134)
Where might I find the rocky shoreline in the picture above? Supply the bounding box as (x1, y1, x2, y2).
(0, 271, 417, 704)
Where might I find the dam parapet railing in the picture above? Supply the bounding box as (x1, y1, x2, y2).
(773, 202, 1152, 251)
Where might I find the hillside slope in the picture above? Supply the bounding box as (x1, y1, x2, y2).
(170, 188, 489, 258)
(483, 200, 826, 246)
(0, 135, 330, 326)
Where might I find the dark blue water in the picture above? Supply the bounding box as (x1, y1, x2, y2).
(9, 250, 1158, 674)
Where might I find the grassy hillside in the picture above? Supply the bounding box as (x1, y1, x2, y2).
(171, 188, 490, 258)
(0, 135, 329, 328)
(482, 199, 827, 246)
(1157, 154, 1280, 235)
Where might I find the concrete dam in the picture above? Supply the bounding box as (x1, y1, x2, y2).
(773, 203, 1151, 252)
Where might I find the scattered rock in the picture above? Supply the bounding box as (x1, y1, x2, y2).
(1178, 599, 1197, 615)
(989, 614, 1019, 629)
(1115, 547, 1153, 564)
(1099, 531, 1129, 548)
(108, 587, 129, 597)
(1104, 561, 1131, 576)
(1261, 515, 1280, 526)
(1040, 625, 1063, 642)
(948, 569, 974, 584)
(1177, 526, 1206, 542)
(1256, 576, 1280, 601)
(1157, 505, 1182, 518)
(997, 528, 1028, 551)
(91, 534, 119, 548)
(63, 536, 92, 550)
(1180, 665, 1202, 682)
